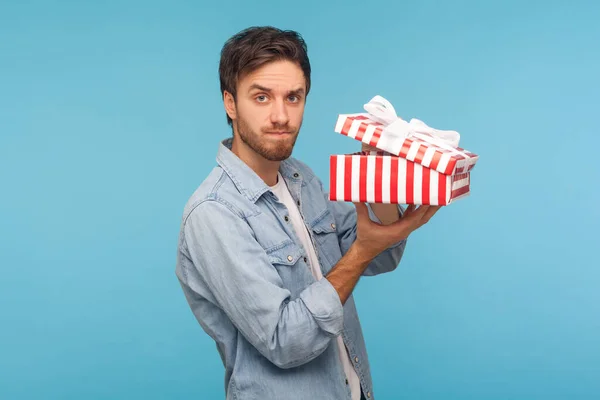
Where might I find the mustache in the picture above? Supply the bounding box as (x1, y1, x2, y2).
(262, 125, 298, 133)
(262, 118, 303, 134)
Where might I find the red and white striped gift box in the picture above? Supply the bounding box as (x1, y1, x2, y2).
(334, 114, 479, 176)
(329, 97, 478, 205)
(329, 151, 471, 205)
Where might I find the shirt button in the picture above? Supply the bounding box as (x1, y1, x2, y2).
(303, 257, 308, 263)
(354, 357, 359, 363)
(287, 255, 293, 262)
(297, 200, 301, 206)
(345, 378, 349, 385)
(293, 172, 299, 178)
(367, 392, 371, 398)
(331, 223, 336, 230)
(284, 216, 289, 222)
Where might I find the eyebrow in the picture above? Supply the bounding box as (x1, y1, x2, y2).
(248, 84, 305, 96)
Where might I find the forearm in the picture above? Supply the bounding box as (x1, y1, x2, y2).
(264, 278, 345, 368)
(264, 244, 378, 366)
(326, 242, 372, 304)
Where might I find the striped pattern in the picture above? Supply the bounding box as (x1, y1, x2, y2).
(329, 152, 470, 205)
(334, 114, 479, 175)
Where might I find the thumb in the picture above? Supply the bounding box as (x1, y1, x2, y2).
(353, 202, 370, 219)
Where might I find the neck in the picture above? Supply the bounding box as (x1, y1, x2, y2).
(231, 136, 280, 187)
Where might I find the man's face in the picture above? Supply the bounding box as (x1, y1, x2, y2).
(227, 60, 306, 161)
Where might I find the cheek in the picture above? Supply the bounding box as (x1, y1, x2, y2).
(290, 106, 305, 126)
(238, 105, 266, 131)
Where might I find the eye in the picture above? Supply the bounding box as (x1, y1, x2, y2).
(288, 95, 300, 103)
(256, 95, 268, 103)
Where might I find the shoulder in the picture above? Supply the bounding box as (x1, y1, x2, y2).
(180, 166, 249, 227)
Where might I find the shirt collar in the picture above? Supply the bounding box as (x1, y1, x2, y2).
(216, 137, 302, 203)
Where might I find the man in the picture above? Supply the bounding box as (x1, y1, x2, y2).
(175, 26, 440, 400)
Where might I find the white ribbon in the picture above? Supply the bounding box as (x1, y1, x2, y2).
(364, 95, 462, 151)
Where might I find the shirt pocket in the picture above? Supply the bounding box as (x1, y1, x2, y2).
(310, 211, 342, 272)
(266, 240, 303, 266)
(266, 240, 313, 297)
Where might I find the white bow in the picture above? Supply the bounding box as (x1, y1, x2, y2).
(364, 95, 461, 150)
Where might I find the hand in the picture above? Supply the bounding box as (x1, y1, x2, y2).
(361, 143, 379, 153)
(353, 203, 441, 261)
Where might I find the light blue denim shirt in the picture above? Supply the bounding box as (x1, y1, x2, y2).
(175, 138, 407, 400)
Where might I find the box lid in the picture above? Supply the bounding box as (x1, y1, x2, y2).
(334, 96, 479, 176)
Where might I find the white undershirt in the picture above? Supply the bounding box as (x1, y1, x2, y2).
(270, 172, 361, 400)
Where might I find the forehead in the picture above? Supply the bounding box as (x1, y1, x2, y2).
(239, 60, 305, 92)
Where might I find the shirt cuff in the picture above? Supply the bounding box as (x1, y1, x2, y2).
(299, 278, 344, 337)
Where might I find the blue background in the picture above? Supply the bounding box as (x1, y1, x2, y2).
(1, 0, 598, 398)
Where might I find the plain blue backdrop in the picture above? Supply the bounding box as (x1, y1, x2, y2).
(1, 0, 598, 399)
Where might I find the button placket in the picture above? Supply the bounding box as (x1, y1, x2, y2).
(289, 175, 325, 276)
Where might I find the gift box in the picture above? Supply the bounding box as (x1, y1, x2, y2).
(329, 96, 479, 205)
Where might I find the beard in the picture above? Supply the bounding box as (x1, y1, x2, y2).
(235, 115, 301, 162)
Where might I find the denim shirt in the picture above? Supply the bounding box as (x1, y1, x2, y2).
(175, 138, 407, 400)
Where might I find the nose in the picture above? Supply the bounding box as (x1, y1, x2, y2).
(269, 98, 290, 127)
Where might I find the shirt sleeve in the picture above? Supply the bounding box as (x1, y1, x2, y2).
(180, 199, 344, 369)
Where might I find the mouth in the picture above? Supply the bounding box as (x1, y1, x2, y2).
(265, 131, 292, 135)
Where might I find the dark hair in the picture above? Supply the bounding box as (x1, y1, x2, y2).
(219, 26, 311, 125)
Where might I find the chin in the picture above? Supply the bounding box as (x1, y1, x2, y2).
(265, 151, 293, 162)
(262, 145, 294, 161)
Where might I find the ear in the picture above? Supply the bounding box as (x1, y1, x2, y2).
(223, 91, 237, 121)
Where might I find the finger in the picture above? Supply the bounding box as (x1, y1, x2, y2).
(415, 205, 441, 227)
(402, 204, 417, 217)
(388, 204, 425, 229)
(397, 204, 426, 224)
(413, 205, 431, 219)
